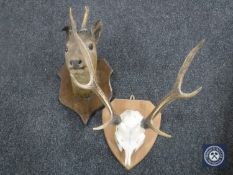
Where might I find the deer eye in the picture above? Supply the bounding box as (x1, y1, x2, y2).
(88, 43, 93, 50)
(65, 47, 68, 52)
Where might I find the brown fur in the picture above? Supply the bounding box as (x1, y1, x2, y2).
(63, 7, 102, 97)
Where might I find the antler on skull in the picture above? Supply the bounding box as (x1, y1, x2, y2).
(68, 8, 121, 129)
(141, 39, 205, 138)
(92, 39, 205, 133)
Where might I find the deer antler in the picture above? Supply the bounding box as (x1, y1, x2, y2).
(68, 8, 120, 129)
(81, 6, 89, 30)
(142, 39, 205, 137)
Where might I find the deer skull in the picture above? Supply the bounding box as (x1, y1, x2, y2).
(115, 110, 145, 166)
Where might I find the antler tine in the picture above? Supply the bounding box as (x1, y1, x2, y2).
(69, 8, 78, 33)
(69, 7, 120, 130)
(81, 6, 89, 30)
(92, 85, 119, 130)
(174, 39, 205, 98)
(142, 39, 205, 137)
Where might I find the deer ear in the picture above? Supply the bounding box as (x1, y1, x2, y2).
(62, 26, 70, 33)
(62, 26, 71, 41)
(91, 20, 103, 43)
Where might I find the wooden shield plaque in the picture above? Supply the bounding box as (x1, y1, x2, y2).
(58, 59, 113, 124)
(102, 98, 161, 170)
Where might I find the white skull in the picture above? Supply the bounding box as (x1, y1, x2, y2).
(115, 110, 145, 166)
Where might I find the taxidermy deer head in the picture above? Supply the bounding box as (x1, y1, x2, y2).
(67, 7, 121, 125)
(63, 7, 103, 97)
(71, 27, 204, 167)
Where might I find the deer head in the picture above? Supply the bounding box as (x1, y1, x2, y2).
(63, 7, 103, 97)
(67, 7, 205, 165)
(68, 7, 121, 126)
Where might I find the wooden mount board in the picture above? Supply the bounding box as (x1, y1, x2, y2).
(102, 98, 161, 170)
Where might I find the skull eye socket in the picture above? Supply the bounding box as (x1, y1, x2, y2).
(88, 43, 93, 50)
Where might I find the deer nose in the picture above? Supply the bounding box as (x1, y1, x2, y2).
(70, 59, 83, 69)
